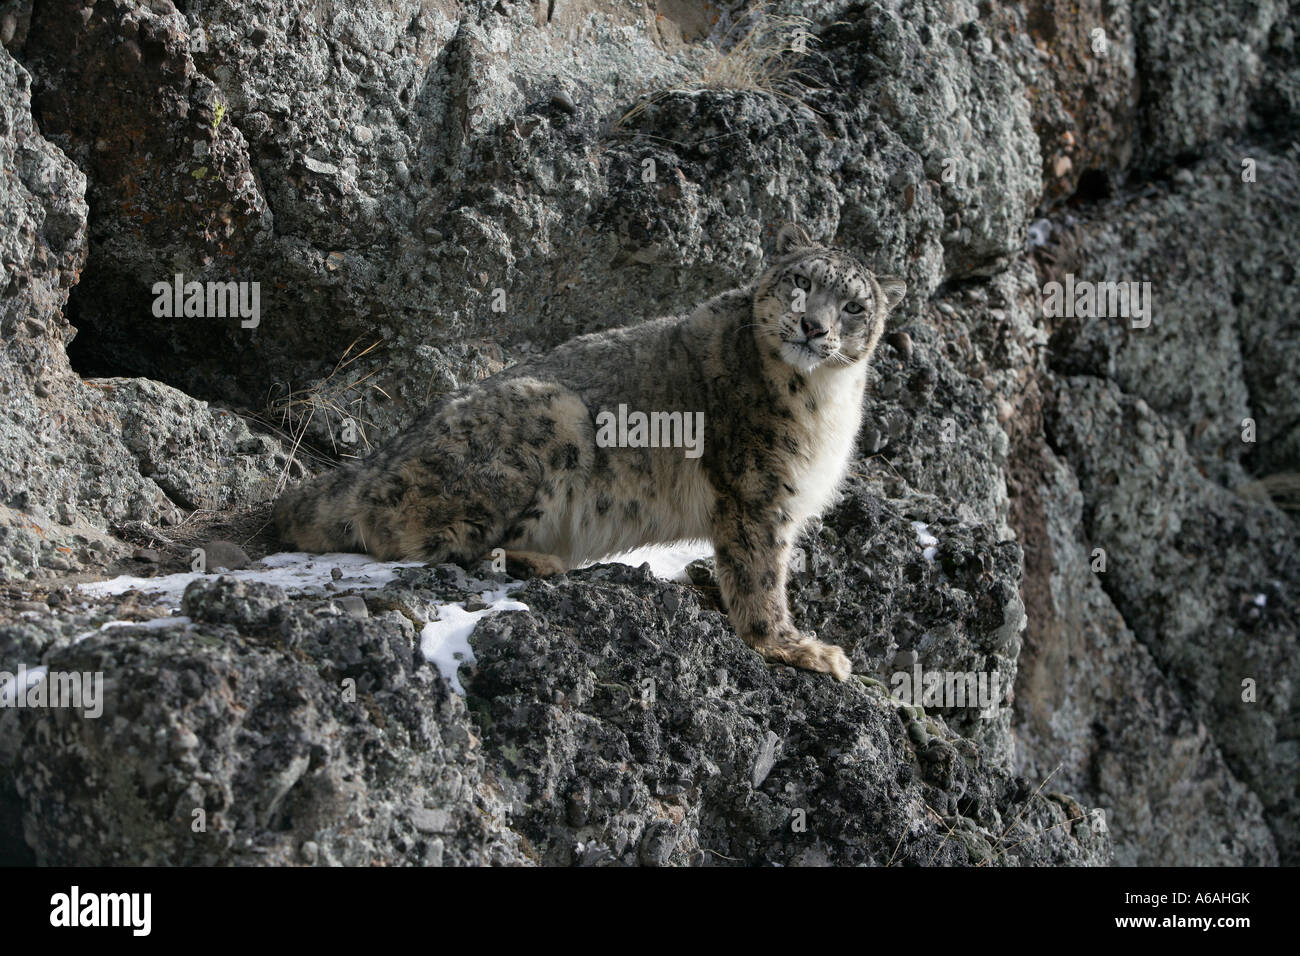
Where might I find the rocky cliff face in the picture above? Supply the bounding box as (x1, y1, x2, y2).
(0, 0, 1295, 866)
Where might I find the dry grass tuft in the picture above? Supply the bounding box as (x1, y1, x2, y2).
(619, 4, 822, 128)
(255, 337, 389, 493)
(699, 5, 819, 95)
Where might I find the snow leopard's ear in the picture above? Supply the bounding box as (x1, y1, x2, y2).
(776, 222, 815, 254)
(877, 276, 907, 312)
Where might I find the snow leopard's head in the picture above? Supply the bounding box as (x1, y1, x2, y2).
(753, 223, 906, 374)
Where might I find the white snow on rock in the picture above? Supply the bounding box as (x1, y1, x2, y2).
(77, 552, 425, 605)
(592, 541, 713, 582)
(72, 615, 193, 645)
(97, 616, 192, 633)
(911, 521, 939, 563)
(419, 587, 529, 694)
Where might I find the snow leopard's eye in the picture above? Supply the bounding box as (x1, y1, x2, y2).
(794, 275, 811, 291)
(843, 301, 864, 315)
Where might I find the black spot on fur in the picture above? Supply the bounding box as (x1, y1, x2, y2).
(550, 442, 580, 470)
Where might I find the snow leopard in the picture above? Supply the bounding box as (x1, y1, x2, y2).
(275, 223, 906, 679)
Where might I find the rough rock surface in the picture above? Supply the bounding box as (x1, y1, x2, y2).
(1015, 444, 1278, 866)
(1046, 376, 1298, 863)
(0, 0, 1296, 865)
(3, 566, 1108, 866)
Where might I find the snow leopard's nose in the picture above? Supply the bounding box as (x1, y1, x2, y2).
(800, 317, 828, 339)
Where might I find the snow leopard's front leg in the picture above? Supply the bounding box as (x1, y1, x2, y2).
(709, 499, 852, 680)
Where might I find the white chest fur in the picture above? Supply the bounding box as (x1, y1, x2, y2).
(784, 363, 867, 526)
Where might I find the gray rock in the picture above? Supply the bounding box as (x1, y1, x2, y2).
(1046, 375, 1300, 861)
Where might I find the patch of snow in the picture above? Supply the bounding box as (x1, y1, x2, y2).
(73, 615, 193, 644)
(78, 552, 424, 604)
(592, 541, 713, 582)
(911, 521, 939, 564)
(420, 587, 529, 694)
(98, 615, 192, 633)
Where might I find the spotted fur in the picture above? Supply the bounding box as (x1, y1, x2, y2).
(275, 223, 906, 679)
